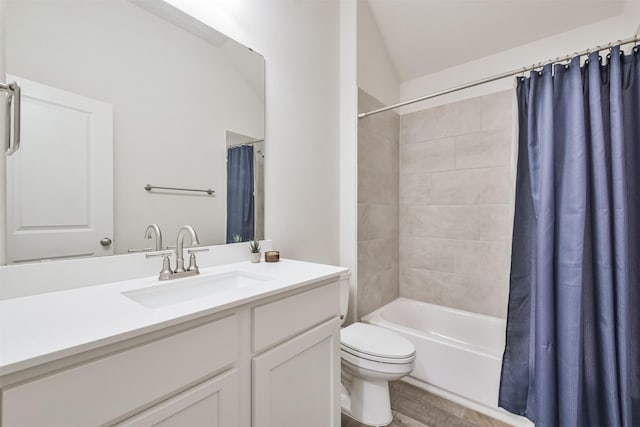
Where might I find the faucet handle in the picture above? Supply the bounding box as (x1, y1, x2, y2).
(186, 248, 208, 274)
(187, 247, 210, 254)
(166, 244, 199, 250)
(145, 250, 174, 259)
(146, 250, 174, 281)
(187, 253, 200, 273)
(128, 247, 153, 253)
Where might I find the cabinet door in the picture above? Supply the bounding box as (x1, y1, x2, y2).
(253, 317, 341, 427)
(119, 369, 239, 427)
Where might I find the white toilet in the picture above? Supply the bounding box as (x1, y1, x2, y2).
(339, 274, 416, 426)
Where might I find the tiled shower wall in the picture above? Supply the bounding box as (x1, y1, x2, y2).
(357, 89, 399, 318)
(399, 90, 514, 318)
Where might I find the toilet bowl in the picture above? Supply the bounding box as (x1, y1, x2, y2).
(339, 274, 416, 426)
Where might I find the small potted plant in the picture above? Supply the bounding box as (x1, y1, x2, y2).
(249, 240, 261, 263)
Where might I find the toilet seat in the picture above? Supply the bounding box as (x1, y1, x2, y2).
(341, 322, 415, 364)
(341, 345, 415, 364)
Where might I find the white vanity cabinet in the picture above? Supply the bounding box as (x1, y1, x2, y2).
(1, 315, 240, 427)
(252, 319, 340, 427)
(0, 278, 341, 427)
(118, 369, 240, 427)
(251, 282, 341, 427)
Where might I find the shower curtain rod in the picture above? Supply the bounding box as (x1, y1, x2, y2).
(358, 34, 640, 119)
(227, 139, 264, 149)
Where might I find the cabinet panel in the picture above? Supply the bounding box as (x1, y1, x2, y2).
(252, 282, 339, 353)
(2, 315, 238, 427)
(118, 369, 239, 427)
(252, 317, 341, 427)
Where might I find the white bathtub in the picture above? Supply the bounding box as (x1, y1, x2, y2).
(362, 298, 532, 426)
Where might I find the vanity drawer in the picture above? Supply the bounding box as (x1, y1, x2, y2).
(252, 281, 339, 353)
(2, 315, 238, 427)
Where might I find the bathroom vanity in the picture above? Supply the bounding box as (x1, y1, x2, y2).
(0, 259, 347, 426)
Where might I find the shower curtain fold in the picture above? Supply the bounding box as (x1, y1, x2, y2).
(499, 46, 640, 427)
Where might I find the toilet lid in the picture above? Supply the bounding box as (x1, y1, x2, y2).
(341, 322, 415, 359)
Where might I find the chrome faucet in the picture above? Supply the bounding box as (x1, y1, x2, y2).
(175, 225, 199, 273)
(144, 224, 163, 251)
(145, 225, 209, 281)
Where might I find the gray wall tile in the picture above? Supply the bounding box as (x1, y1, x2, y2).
(479, 204, 513, 242)
(453, 240, 509, 283)
(430, 167, 510, 205)
(481, 90, 514, 131)
(400, 172, 431, 205)
(400, 236, 456, 273)
(401, 108, 437, 145)
(401, 138, 455, 173)
(359, 168, 397, 204)
(406, 205, 480, 239)
(360, 127, 399, 173)
(399, 89, 514, 319)
(430, 97, 483, 140)
(358, 89, 400, 318)
(455, 128, 512, 169)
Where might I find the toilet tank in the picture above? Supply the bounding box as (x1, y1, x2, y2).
(339, 272, 351, 325)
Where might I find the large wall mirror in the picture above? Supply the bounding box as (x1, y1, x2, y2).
(4, 0, 265, 264)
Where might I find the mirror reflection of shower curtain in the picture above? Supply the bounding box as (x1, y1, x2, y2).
(226, 145, 255, 243)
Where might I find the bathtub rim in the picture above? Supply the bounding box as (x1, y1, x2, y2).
(362, 297, 506, 359)
(364, 296, 505, 324)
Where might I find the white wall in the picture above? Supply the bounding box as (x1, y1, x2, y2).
(624, 0, 640, 35)
(5, 0, 264, 254)
(164, 0, 341, 265)
(357, 0, 399, 106)
(0, 0, 6, 265)
(399, 15, 625, 113)
(340, 0, 358, 323)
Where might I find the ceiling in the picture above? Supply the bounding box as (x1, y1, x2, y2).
(367, 0, 626, 82)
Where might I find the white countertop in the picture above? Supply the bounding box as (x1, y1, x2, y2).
(0, 259, 348, 376)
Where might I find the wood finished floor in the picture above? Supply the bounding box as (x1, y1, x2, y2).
(342, 411, 428, 427)
(341, 380, 513, 427)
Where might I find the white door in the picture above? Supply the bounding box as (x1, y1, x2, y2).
(6, 75, 113, 263)
(252, 318, 341, 427)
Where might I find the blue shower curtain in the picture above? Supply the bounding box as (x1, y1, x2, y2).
(226, 145, 254, 243)
(500, 46, 640, 426)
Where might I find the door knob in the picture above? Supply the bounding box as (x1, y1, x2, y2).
(100, 237, 113, 247)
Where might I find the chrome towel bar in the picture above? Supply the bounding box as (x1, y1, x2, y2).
(144, 184, 215, 195)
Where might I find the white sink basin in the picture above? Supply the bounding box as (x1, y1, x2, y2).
(122, 271, 272, 308)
